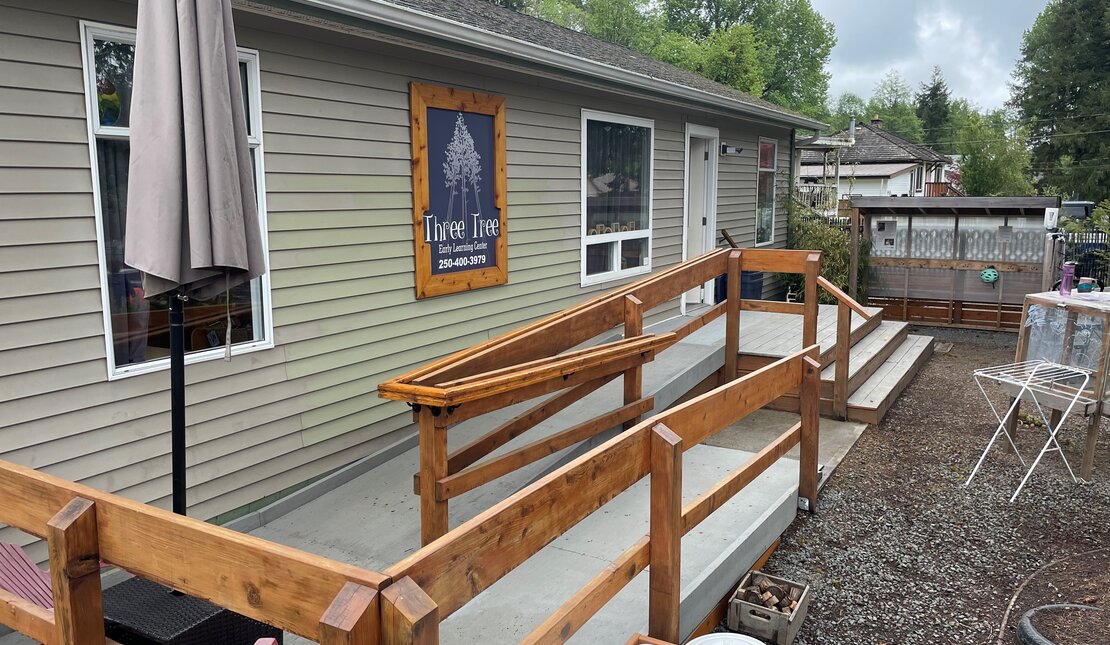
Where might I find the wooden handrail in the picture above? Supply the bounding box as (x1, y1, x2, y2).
(386, 250, 731, 388)
(0, 460, 389, 641)
(816, 275, 872, 319)
(384, 345, 818, 620)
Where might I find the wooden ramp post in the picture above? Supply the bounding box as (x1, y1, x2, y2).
(624, 295, 644, 429)
(802, 254, 820, 349)
(381, 577, 438, 645)
(648, 424, 682, 643)
(46, 497, 104, 645)
(724, 250, 742, 383)
(833, 300, 850, 420)
(417, 406, 448, 545)
(320, 582, 380, 645)
(799, 357, 821, 512)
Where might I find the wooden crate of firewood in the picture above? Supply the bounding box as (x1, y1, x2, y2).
(726, 570, 810, 645)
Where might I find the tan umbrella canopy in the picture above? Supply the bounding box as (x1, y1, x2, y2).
(125, 0, 266, 514)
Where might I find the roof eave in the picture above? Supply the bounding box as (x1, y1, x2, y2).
(279, 0, 826, 130)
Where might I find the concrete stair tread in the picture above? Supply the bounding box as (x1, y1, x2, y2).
(848, 334, 934, 411)
(819, 320, 909, 382)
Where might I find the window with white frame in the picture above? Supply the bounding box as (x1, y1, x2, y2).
(81, 23, 271, 378)
(581, 110, 653, 284)
(756, 138, 776, 245)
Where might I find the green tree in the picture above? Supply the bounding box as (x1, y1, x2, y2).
(1011, 0, 1110, 202)
(650, 30, 707, 71)
(956, 110, 1035, 196)
(746, 0, 835, 117)
(657, 0, 834, 117)
(866, 70, 924, 142)
(698, 24, 765, 95)
(661, 0, 748, 38)
(828, 91, 867, 132)
(582, 0, 658, 50)
(525, 0, 587, 30)
(487, 0, 528, 9)
(914, 66, 951, 151)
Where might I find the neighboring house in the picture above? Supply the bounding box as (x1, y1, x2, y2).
(797, 117, 955, 208)
(0, 0, 823, 527)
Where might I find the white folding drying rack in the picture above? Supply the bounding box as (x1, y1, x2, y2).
(966, 360, 1095, 502)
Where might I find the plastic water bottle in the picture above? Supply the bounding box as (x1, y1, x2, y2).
(1060, 261, 1076, 296)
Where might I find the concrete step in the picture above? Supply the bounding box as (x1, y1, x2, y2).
(846, 334, 935, 425)
(818, 320, 909, 398)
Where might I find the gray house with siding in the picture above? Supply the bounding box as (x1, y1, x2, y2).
(0, 0, 823, 539)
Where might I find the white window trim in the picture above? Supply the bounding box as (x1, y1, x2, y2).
(580, 109, 654, 286)
(80, 21, 274, 381)
(755, 136, 777, 247)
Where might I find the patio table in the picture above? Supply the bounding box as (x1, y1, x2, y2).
(103, 576, 282, 645)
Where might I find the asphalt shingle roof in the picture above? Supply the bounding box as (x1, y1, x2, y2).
(382, 0, 817, 126)
(800, 123, 951, 165)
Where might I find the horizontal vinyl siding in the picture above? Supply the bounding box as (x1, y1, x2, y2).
(0, 0, 712, 541)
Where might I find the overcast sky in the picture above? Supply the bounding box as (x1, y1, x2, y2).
(810, 0, 1050, 111)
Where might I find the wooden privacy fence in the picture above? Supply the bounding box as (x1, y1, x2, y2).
(384, 345, 821, 644)
(379, 248, 828, 545)
(846, 196, 1061, 330)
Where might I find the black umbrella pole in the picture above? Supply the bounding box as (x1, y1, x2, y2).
(170, 293, 187, 515)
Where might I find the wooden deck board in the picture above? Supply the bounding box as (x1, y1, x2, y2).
(737, 305, 879, 359)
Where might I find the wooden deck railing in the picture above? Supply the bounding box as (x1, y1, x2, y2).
(380, 247, 826, 546)
(2, 247, 836, 645)
(816, 276, 876, 418)
(0, 460, 398, 645)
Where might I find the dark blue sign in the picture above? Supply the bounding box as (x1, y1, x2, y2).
(425, 108, 501, 275)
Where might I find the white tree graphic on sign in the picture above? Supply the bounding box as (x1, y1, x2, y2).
(442, 113, 483, 220)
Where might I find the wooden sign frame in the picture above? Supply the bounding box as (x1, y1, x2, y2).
(409, 82, 508, 299)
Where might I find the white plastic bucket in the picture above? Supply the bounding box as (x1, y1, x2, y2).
(686, 634, 766, 645)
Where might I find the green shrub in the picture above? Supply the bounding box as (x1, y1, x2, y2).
(780, 200, 870, 304)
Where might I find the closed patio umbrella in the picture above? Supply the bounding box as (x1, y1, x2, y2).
(125, 0, 265, 515)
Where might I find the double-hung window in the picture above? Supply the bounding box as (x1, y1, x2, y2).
(80, 22, 272, 379)
(581, 110, 653, 285)
(756, 138, 777, 246)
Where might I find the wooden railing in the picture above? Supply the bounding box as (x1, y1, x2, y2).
(2, 248, 835, 645)
(384, 345, 820, 644)
(795, 183, 838, 211)
(380, 248, 825, 546)
(816, 276, 876, 418)
(0, 460, 404, 645)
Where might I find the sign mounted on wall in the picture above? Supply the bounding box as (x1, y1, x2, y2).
(409, 82, 508, 299)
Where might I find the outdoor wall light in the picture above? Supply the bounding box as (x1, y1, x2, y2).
(720, 144, 743, 156)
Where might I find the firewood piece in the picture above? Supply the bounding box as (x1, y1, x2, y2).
(743, 589, 761, 604)
(788, 586, 802, 602)
(755, 576, 771, 592)
(767, 586, 785, 602)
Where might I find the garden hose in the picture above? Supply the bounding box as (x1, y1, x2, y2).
(1016, 604, 1102, 645)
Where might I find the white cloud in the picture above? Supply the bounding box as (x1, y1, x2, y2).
(815, 0, 1048, 110)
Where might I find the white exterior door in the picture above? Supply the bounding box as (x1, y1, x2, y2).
(683, 125, 719, 310)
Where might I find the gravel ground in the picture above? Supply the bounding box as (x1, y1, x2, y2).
(760, 327, 1110, 644)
